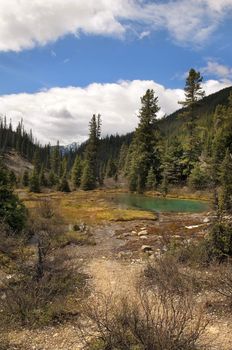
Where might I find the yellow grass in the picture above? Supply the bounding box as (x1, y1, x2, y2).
(17, 189, 156, 225)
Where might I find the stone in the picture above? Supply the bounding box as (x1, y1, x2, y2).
(131, 230, 137, 234)
(141, 245, 153, 253)
(203, 217, 210, 223)
(138, 230, 148, 236)
(140, 235, 148, 239)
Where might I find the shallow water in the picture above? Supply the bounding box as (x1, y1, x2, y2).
(114, 193, 209, 213)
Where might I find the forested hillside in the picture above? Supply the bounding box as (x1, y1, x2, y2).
(1, 71, 232, 208)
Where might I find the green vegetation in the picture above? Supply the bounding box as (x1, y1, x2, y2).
(1, 72, 232, 348)
(0, 160, 27, 231)
(127, 89, 160, 193)
(81, 114, 101, 190)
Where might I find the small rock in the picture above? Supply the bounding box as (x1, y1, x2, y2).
(203, 217, 210, 223)
(140, 235, 148, 239)
(141, 245, 153, 253)
(1, 292, 6, 300)
(138, 230, 148, 236)
(131, 230, 137, 234)
(173, 235, 181, 239)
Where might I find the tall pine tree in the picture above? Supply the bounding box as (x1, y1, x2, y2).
(81, 114, 101, 190)
(128, 89, 160, 193)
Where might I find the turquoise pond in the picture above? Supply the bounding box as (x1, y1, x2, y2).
(113, 193, 210, 213)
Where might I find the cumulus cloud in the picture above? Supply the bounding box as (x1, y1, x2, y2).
(0, 0, 231, 52)
(202, 60, 232, 82)
(0, 79, 230, 145)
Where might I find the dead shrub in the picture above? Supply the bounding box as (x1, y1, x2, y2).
(168, 238, 212, 267)
(37, 199, 56, 219)
(210, 262, 232, 306)
(1, 250, 86, 326)
(78, 286, 207, 350)
(143, 255, 203, 295)
(0, 216, 87, 327)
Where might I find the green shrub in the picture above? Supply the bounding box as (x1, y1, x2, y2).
(208, 222, 232, 261)
(0, 164, 27, 232)
(188, 163, 209, 190)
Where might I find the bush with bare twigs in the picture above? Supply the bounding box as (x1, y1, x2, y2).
(0, 209, 87, 327)
(78, 284, 207, 350)
(143, 255, 203, 295)
(210, 262, 232, 307)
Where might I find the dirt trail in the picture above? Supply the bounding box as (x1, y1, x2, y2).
(7, 212, 232, 350)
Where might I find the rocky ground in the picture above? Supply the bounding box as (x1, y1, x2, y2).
(4, 211, 232, 350)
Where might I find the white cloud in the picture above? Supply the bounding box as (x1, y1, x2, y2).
(202, 79, 231, 95)
(202, 60, 232, 81)
(0, 0, 231, 52)
(0, 79, 229, 145)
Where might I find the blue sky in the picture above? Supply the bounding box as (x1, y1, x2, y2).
(0, 0, 231, 144)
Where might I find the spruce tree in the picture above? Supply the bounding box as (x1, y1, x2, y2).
(29, 170, 40, 193)
(188, 163, 209, 190)
(81, 160, 96, 191)
(128, 89, 160, 193)
(178, 69, 205, 178)
(39, 165, 47, 187)
(81, 114, 101, 190)
(0, 160, 27, 231)
(179, 68, 205, 108)
(22, 170, 29, 187)
(220, 149, 232, 212)
(71, 155, 83, 189)
(58, 175, 70, 192)
(33, 148, 41, 174)
(51, 141, 61, 176)
(106, 158, 117, 178)
(161, 170, 168, 197)
(48, 170, 58, 187)
(8, 170, 17, 187)
(146, 167, 157, 191)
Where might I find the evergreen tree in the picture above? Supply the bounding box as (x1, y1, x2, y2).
(146, 167, 157, 191)
(106, 158, 117, 178)
(71, 155, 83, 189)
(219, 149, 232, 212)
(51, 141, 61, 176)
(178, 69, 205, 178)
(39, 165, 47, 187)
(162, 139, 185, 184)
(128, 89, 160, 193)
(161, 171, 168, 197)
(81, 114, 101, 190)
(29, 170, 40, 193)
(179, 68, 205, 108)
(33, 148, 41, 174)
(81, 160, 96, 191)
(0, 160, 27, 231)
(188, 163, 209, 190)
(48, 170, 58, 187)
(22, 170, 29, 187)
(8, 170, 17, 187)
(60, 157, 68, 178)
(58, 175, 70, 192)
(118, 143, 129, 173)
